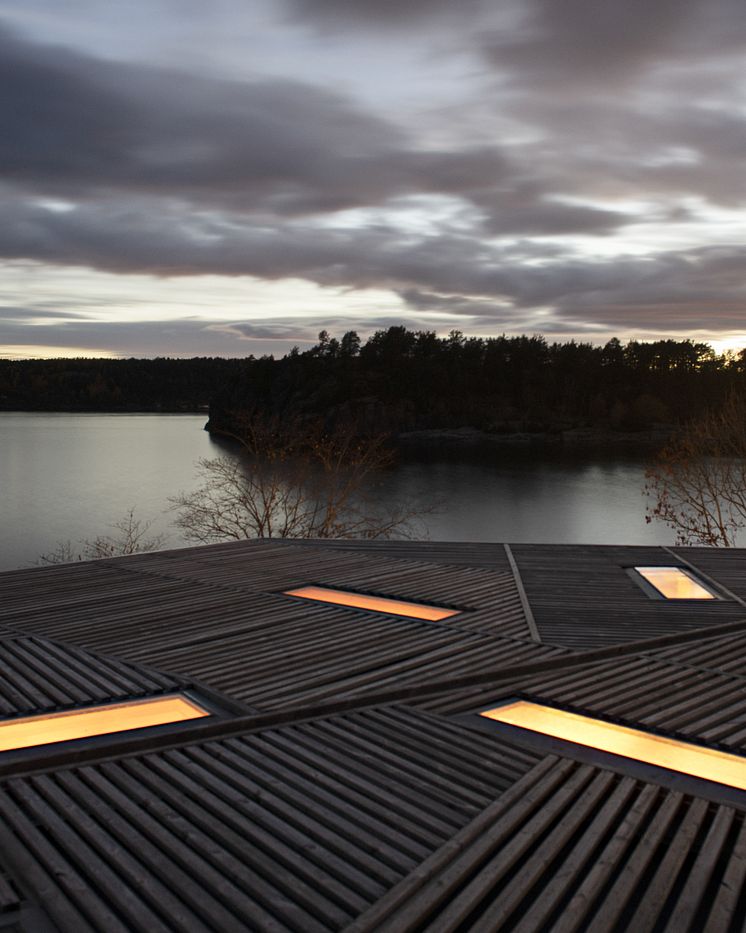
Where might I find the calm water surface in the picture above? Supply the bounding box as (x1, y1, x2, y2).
(0, 412, 673, 571)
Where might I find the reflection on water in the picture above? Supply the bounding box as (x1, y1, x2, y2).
(376, 446, 666, 546)
(0, 412, 672, 571)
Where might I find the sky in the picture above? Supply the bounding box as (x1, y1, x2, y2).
(1, 0, 746, 359)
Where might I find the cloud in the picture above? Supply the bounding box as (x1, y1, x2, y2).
(2, 3, 746, 352)
(284, 0, 487, 29)
(0, 306, 92, 322)
(477, 193, 628, 236)
(0, 317, 290, 358)
(0, 23, 645, 235)
(208, 322, 318, 341)
(1, 185, 744, 336)
(0, 25, 516, 217)
(484, 0, 746, 88)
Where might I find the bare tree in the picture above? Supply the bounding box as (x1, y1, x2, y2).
(645, 394, 746, 546)
(38, 508, 167, 564)
(170, 416, 429, 542)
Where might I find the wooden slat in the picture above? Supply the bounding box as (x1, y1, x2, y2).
(0, 635, 182, 716)
(510, 543, 746, 648)
(3, 539, 746, 930)
(350, 762, 746, 933)
(0, 705, 541, 932)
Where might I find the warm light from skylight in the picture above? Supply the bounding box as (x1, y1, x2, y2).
(634, 566, 717, 599)
(0, 695, 208, 752)
(284, 585, 460, 620)
(481, 700, 746, 790)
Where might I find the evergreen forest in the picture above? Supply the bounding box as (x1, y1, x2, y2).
(2, 329, 744, 442)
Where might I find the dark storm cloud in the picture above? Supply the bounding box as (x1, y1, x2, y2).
(0, 24, 644, 237)
(488, 97, 746, 210)
(483, 0, 746, 86)
(392, 244, 746, 335)
(2, 187, 746, 335)
(0, 25, 515, 216)
(0, 192, 516, 293)
(477, 192, 627, 236)
(3, 3, 746, 348)
(5, 188, 743, 335)
(287, 0, 745, 81)
(544, 248, 746, 332)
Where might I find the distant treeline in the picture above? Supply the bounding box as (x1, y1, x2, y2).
(0, 357, 246, 412)
(208, 329, 746, 439)
(2, 332, 744, 440)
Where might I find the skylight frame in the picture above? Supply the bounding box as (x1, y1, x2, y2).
(472, 696, 746, 797)
(628, 565, 722, 600)
(0, 692, 212, 756)
(282, 584, 464, 621)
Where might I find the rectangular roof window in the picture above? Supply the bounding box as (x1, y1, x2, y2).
(0, 694, 209, 753)
(633, 566, 717, 600)
(284, 585, 460, 621)
(481, 699, 746, 790)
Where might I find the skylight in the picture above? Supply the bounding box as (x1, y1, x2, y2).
(481, 699, 746, 790)
(0, 695, 209, 753)
(633, 566, 717, 599)
(283, 585, 460, 621)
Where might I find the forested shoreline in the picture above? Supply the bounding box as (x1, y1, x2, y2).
(208, 330, 745, 443)
(0, 357, 244, 412)
(2, 330, 744, 448)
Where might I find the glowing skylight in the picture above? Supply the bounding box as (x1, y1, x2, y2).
(634, 566, 717, 599)
(481, 700, 746, 790)
(284, 585, 460, 621)
(0, 695, 209, 753)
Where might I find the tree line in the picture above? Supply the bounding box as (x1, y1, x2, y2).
(0, 357, 246, 411)
(208, 329, 746, 438)
(2, 331, 744, 435)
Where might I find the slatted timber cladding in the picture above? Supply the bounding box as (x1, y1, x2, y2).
(6, 540, 746, 929)
(419, 630, 746, 753)
(0, 871, 20, 915)
(110, 600, 566, 710)
(644, 628, 746, 675)
(675, 547, 746, 602)
(0, 634, 183, 715)
(286, 565, 530, 640)
(109, 543, 531, 639)
(0, 540, 556, 709)
(349, 755, 746, 933)
(0, 706, 540, 933)
(509, 544, 746, 648)
(290, 539, 514, 571)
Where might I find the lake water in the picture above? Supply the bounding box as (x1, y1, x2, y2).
(0, 412, 675, 571)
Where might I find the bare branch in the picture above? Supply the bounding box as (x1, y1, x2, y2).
(38, 508, 167, 564)
(170, 415, 433, 542)
(645, 394, 746, 546)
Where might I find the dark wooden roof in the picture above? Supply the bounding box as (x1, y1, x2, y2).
(0, 707, 538, 932)
(349, 756, 746, 933)
(0, 634, 184, 716)
(1, 538, 746, 930)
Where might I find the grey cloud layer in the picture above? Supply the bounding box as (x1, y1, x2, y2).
(3, 191, 745, 335)
(290, 0, 745, 82)
(285, 0, 488, 28)
(0, 26, 515, 216)
(2, 1, 746, 346)
(0, 24, 639, 236)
